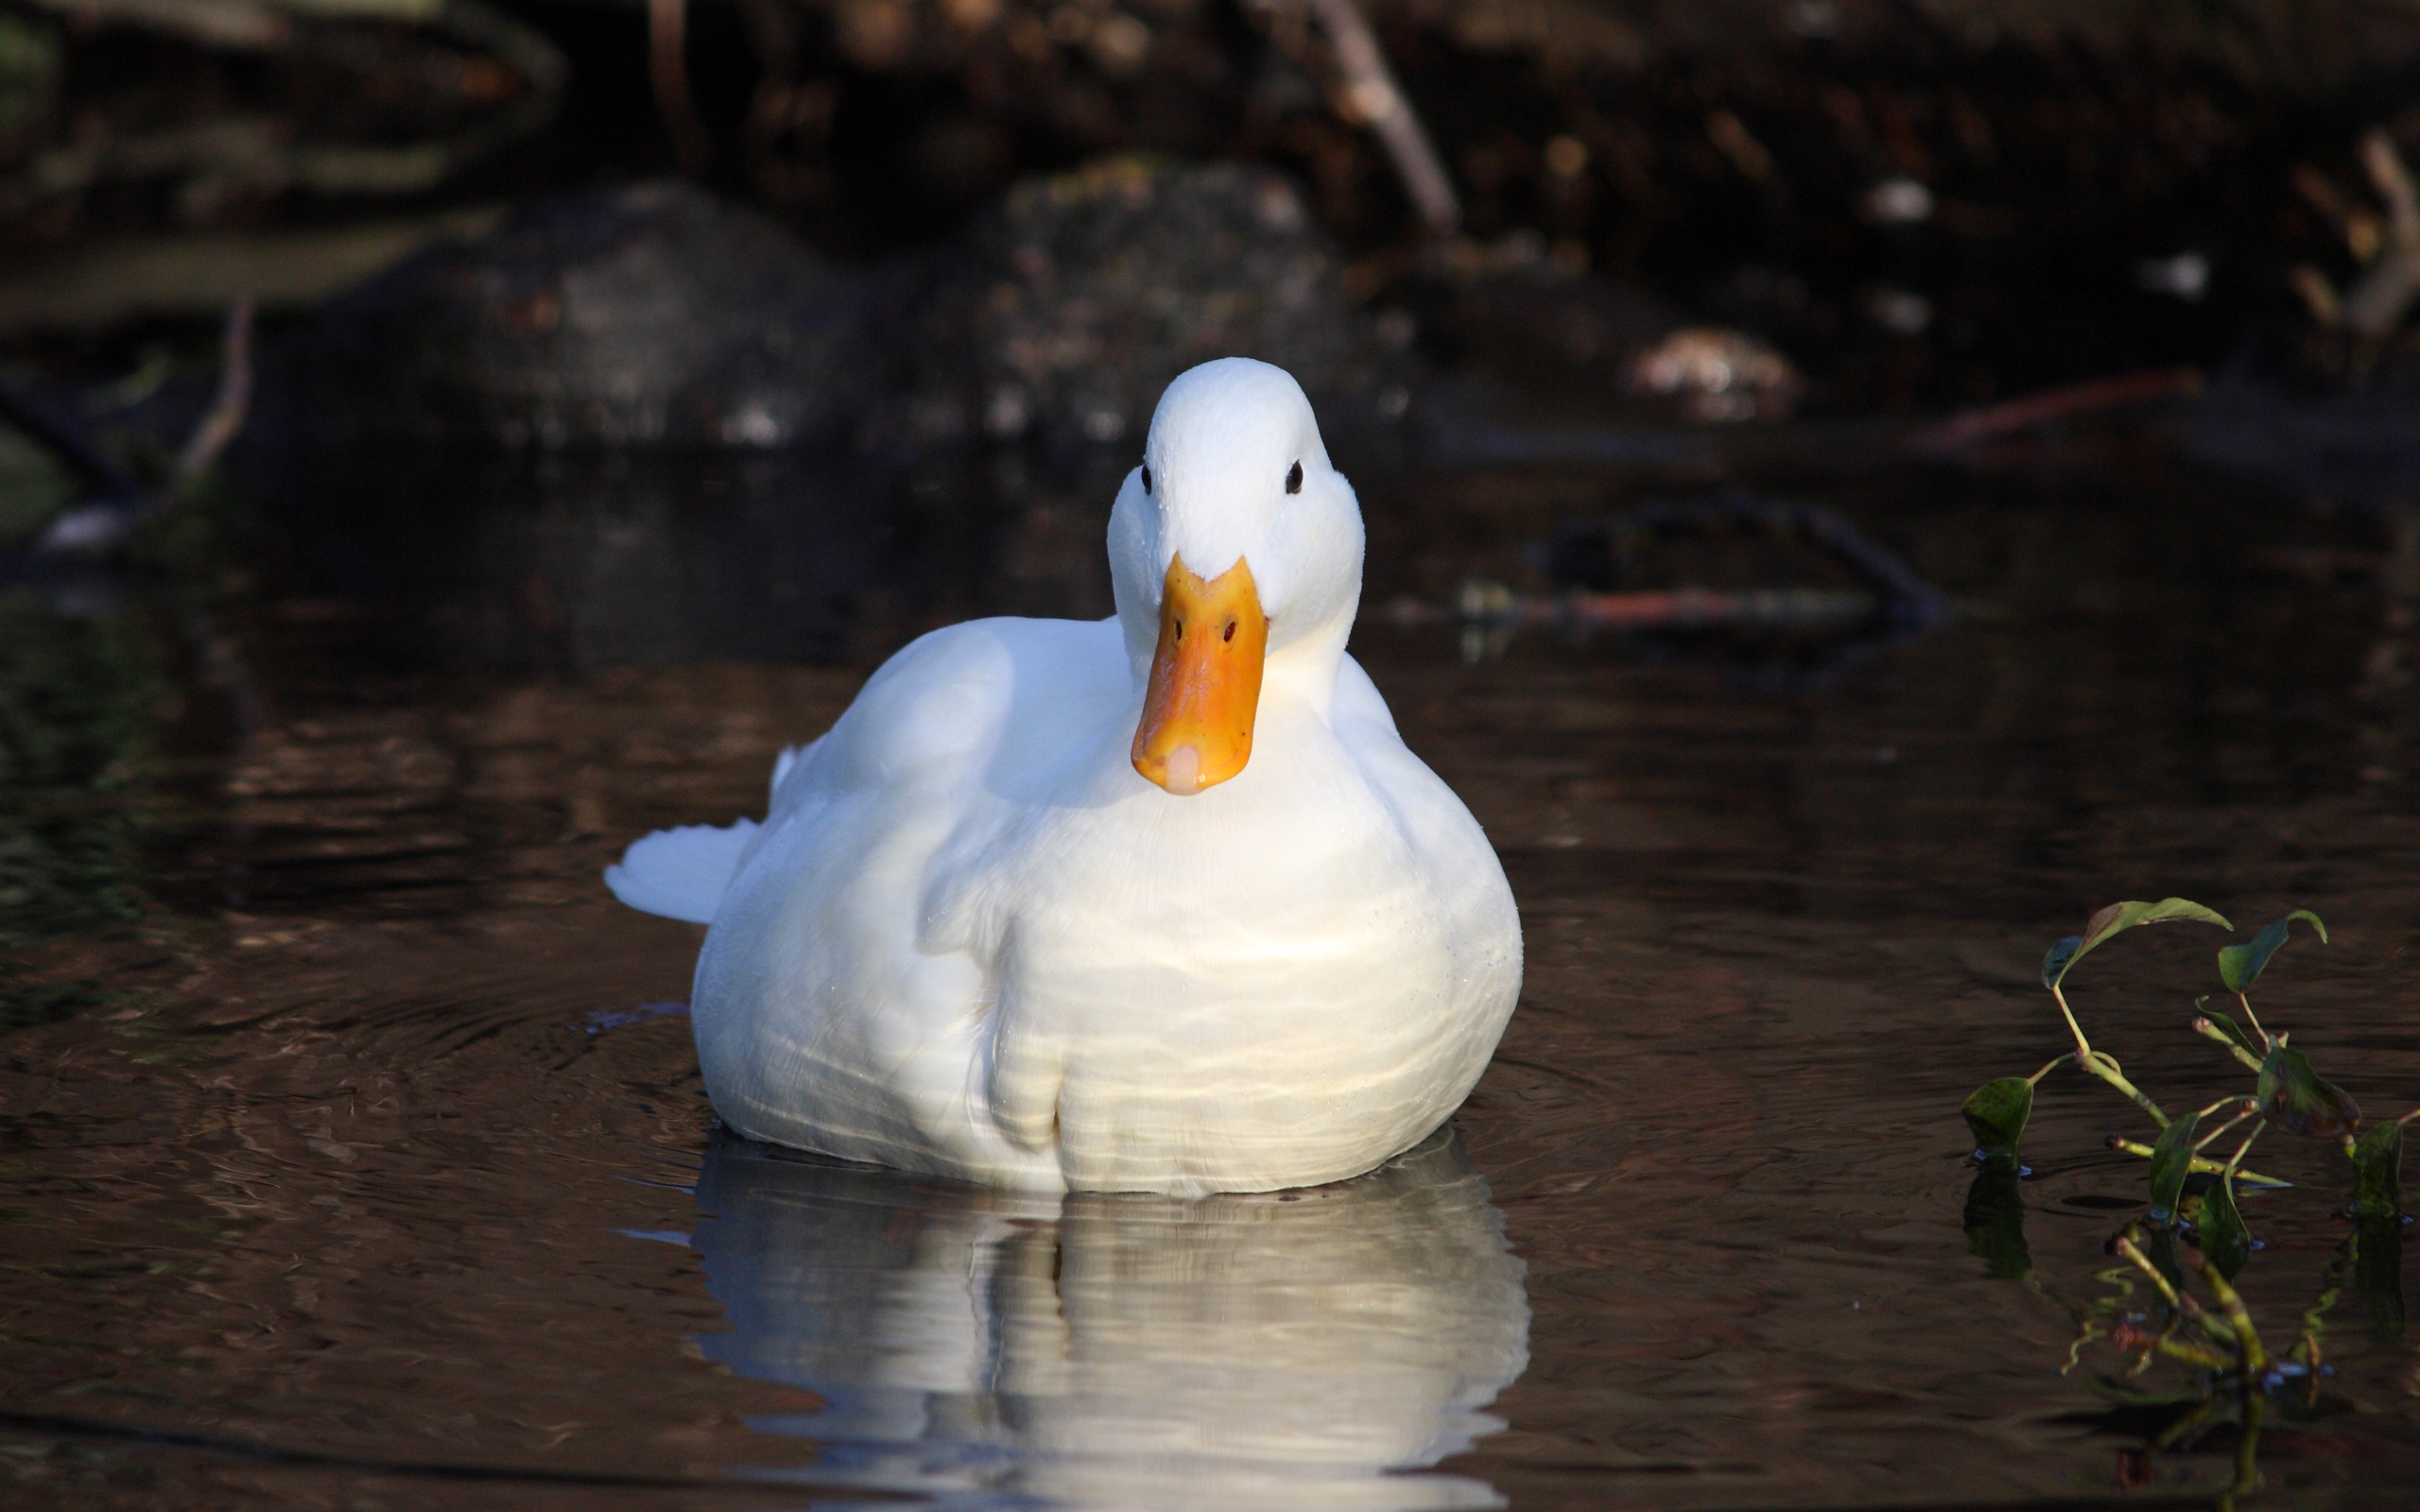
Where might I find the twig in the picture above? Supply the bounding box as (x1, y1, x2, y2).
(648, 0, 713, 174)
(1303, 0, 1460, 234)
(2342, 129, 2420, 341)
(1392, 585, 1878, 631)
(1903, 369, 2203, 455)
(174, 298, 254, 496)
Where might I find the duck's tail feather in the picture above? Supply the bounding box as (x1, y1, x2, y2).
(770, 742, 811, 801)
(605, 819, 760, 923)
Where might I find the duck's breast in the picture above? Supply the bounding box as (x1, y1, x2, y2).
(967, 674, 1520, 1194)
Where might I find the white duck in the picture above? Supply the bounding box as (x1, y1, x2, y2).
(608, 357, 1521, 1195)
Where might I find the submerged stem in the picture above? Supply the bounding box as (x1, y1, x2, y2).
(2217, 1392, 2265, 1512)
(2199, 1255, 2269, 1375)
(2112, 1233, 2186, 1311)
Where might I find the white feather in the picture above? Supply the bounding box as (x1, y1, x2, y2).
(610, 359, 1523, 1194)
(604, 819, 760, 923)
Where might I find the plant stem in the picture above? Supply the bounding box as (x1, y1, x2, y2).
(2083, 1049, 2169, 1126)
(2024, 1053, 2072, 1086)
(2106, 1139, 2287, 1188)
(2194, 1102, 2258, 1152)
(2199, 1254, 2269, 1374)
(2051, 983, 2092, 1058)
(2118, 1234, 2240, 1349)
(2193, 1018, 2266, 1072)
(2235, 991, 2271, 1048)
(2226, 1123, 2265, 1176)
(2220, 1392, 2264, 1512)
(2049, 985, 2169, 1124)
(2111, 1233, 2186, 1310)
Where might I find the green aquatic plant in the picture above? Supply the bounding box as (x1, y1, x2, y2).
(1958, 900, 2416, 1507)
(1961, 898, 2411, 1226)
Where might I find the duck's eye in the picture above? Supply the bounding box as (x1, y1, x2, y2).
(1286, 460, 1303, 494)
(1140, 464, 1153, 494)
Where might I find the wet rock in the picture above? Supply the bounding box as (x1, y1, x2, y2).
(894, 156, 1415, 460)
(233, 162, 1420, 664)
(252, 180, 888, 455)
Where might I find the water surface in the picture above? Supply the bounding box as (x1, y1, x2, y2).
(4, 461, 2418, 1508)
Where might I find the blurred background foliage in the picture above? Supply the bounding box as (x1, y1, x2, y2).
(5, 0, 2420, 403)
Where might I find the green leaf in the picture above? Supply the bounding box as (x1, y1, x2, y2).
(2198, 1005, 2261, 1057)
(2042, 899, 2234, 989)
(2197, 1174, 2253, 1280)
(1961, 1077, 2034, 1160)
(1962, 1163, 2031, 1280)
(2148, 1111, 2202, 1221)
(2256, 1044, 2362, 1138)
(2217, 909, 2327, 993)
(2351, 1121, 2404, 1221)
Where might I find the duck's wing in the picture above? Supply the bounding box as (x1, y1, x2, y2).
(608, 616, 1126, 932)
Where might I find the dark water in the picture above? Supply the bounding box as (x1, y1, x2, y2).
(5, 458, 2420, 1509)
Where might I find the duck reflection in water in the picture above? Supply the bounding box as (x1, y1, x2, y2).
(691, 1126, 1530, 1510)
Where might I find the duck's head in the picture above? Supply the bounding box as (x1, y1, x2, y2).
(1108, 357, 1365, 797)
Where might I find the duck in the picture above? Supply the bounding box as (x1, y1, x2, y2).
(607, 357, 1521, 1195)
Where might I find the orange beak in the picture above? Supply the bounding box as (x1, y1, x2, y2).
(1131, 553, 1269, 795)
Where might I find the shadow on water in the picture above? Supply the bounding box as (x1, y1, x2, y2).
(691, 1126, 1530, 1511)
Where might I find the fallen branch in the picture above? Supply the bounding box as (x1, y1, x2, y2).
(2342, 129, 2420, 341)
(1904, 368, 2204, 455)
(1304, 0, 1460, 234)
(649, 0, 713, 174)
(174, 297, 255, 495)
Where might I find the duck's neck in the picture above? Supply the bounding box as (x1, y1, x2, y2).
(1260, 610, 1355, 718)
